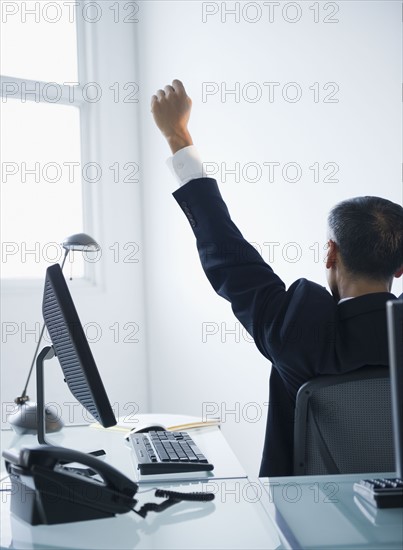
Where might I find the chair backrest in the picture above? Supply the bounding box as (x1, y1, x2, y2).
(293, 366, 394, 476)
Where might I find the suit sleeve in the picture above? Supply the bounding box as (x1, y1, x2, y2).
(173, 178, 287, 345)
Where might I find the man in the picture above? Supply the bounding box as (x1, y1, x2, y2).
(151, 79, 403, 476)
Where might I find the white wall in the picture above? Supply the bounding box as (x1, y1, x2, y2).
(137, 1, 402, 475)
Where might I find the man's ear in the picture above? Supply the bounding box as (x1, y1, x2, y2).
(325, 240, 338, 269)
(394, 266, 403, 278)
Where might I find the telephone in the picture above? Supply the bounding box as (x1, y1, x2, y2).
(3, 445, 214, 525)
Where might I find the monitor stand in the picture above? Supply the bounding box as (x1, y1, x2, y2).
(36, 346, 56, 445)
(36, 346, 105, 458)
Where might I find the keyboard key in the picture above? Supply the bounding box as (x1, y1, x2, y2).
(166, 448, 178, 457)
(179, 443, 195, 457)
(188, 443, 203, 455)
(155, 447, 169, 461)
(188, 455, 200, 462)
(172, 447, 188, 460)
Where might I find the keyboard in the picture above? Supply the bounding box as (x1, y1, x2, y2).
(128, 430, 214, 475)
(353, 478, 403, 508)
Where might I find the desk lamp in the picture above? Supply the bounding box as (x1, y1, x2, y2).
(8, 233, 100, 435)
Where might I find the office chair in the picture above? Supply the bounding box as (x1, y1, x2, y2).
(293, 366, 394, 475)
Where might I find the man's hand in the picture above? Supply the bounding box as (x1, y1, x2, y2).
(151, 79, 193, 154)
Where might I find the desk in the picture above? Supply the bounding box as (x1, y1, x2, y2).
(0, 424, 282, 549)
(260, 473, 403, 549)
(1, 424, 402, 549)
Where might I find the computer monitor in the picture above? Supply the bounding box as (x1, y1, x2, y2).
(387, 299, 403, 478)
(40, 263, 116, 437)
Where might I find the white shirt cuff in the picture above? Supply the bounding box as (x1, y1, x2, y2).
(166, 145, 204, 187)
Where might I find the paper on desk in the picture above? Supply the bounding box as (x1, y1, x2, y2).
(90, 413, 221, 433)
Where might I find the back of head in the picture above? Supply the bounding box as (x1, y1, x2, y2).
(328, 196, 403, 281)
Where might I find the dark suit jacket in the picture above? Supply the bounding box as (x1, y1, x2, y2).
(173, 177, 400, 477)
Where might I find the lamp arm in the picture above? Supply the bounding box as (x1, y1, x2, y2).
(17, 324, 46, 403)
(15, 249, 69, 403)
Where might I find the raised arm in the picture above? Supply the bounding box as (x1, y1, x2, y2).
(151, 80, 291, 343)
(151, 80, 336, 392)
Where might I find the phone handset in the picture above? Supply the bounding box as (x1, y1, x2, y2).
(4, 445, 139, 497)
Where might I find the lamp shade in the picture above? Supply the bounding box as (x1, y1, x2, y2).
(61, 233, 100, 252)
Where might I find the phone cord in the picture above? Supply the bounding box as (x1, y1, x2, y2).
(134, 489, 215, 518)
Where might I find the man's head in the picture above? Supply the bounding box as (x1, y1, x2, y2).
(326, 196, 403, 301)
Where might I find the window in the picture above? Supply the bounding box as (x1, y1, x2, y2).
(1, 0, 86, 279)
(0, 0, 78, 83)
